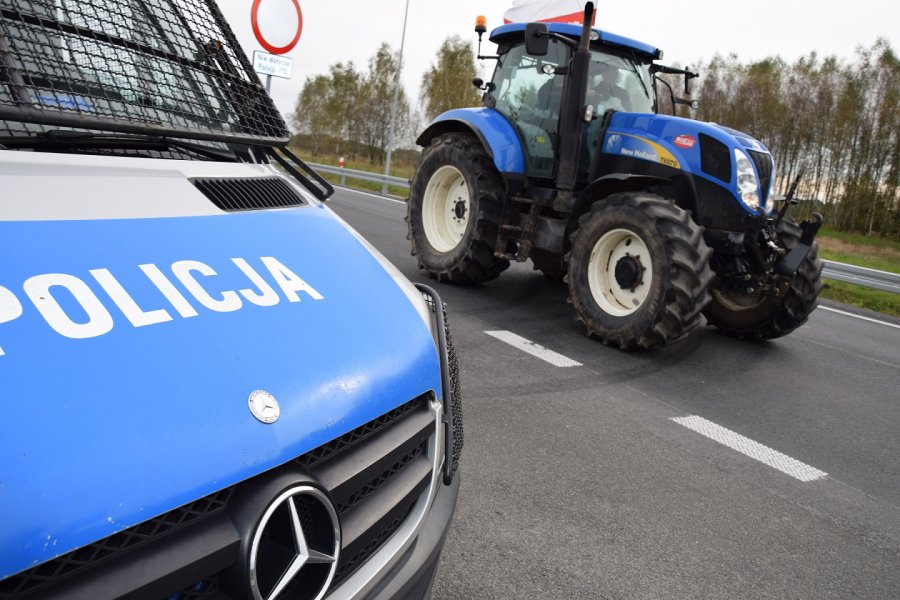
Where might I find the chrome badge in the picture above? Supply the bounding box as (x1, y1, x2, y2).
(249, 485, 340, 600)
(248, 390, 280, 424)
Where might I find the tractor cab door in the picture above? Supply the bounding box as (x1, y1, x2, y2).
(490, 41, 569, 180)
(580, 51, 656, 177)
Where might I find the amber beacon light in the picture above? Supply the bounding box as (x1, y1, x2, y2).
(475, 15, 487, 35)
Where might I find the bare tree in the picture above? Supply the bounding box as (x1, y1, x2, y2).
(357, 43, 410, 163)
(694, 41, 899, 237)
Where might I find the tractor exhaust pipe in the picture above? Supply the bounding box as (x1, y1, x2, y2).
(578, 2, 594, 51)
(555, 2, 594, 193)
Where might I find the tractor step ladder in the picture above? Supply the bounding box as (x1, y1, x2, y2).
(495, 196, 541, 262)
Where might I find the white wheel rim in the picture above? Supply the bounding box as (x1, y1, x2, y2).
(422, 165, 470, 252)
(587, 228, 653, 316)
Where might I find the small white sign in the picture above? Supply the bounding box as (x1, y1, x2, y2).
(253, 51, 294, 79)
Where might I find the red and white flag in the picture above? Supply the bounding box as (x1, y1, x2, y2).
(502, 1, 596, 25)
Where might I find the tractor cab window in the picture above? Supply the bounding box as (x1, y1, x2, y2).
(491, 41, 568, 179)
(579, 50, 654, 177)
(586, 51, 654, 115)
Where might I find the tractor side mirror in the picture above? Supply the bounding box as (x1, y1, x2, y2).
(525, 23, 549, 56)
(684, 69, 697, 95)
(472, 78, 496, 92)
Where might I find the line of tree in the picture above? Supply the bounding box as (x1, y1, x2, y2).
(694, 40, 898, 237)
(290, 36, 480, 164)
(290, 43, 412, 163)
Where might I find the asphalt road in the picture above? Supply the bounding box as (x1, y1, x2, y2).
(327, 187, 900, 600)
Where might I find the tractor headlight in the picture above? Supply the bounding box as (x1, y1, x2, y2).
(734, 148, 761, 213)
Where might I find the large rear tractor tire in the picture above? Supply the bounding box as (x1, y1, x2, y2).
(703, 218, 824, 340)
(406, 133, 509, 283)
(566, 192, 714, 350)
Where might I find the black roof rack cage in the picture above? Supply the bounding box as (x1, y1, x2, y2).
(0, 0, 290, 144)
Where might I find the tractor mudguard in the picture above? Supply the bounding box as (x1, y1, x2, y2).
(417, 108, 526, 176)
(564, 172, 671, 217)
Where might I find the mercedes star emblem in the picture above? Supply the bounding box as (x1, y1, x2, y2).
(249, 485, 341, 600)
(248, 390, 280, 424)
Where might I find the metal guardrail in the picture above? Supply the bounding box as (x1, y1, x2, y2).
(308, 162, 408, 194)
(822, 260, 900, 294)
(309, 163, 899, 294)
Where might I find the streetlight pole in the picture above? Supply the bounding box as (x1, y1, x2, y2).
(382, 0, 409, 195)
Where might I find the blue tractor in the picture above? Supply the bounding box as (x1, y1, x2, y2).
(406, 2, 824, 350)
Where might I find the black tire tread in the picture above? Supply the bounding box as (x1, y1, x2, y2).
(406, 133, 509, 283)
(566, 192, 714, 350)
(703, 218, 823, 340)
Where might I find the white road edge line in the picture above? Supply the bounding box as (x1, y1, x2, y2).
(333, 185, 406, 205)
(484, 330, 582, 367)
(818, 305, 900, 330)
(671, 416, 827, 482)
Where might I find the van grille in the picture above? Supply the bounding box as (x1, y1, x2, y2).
(0, 489, 233, 598)
(0, 395, 436, 600)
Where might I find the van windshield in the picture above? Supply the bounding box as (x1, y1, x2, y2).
(0, 0, 288, 145)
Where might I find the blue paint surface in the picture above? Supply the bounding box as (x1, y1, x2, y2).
(489, 23, 659, 58)
(0, 207, 440, 578)
(603, 112, 772, 213)
(431, 108, 527, 174)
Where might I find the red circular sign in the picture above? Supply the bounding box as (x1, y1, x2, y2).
(251, 0, 303, 55)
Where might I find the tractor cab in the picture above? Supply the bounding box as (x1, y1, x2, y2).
(485, 23, 657, 181)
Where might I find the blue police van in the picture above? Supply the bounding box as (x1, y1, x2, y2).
(0, 1, 461, 598)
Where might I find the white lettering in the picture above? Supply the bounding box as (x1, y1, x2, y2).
(0, 286, 24, 356)
(140, 264, 199, 318)
(260, 256, 324, 302)
(90, 268, 172, 327)
(23, 273, 114, 339)
(171, 260, 242, 312)
(232, 258, 280, 307)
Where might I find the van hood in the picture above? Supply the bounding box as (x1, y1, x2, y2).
(0, 154, 441, 578)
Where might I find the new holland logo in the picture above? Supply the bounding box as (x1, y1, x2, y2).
(0, 256, 323, 357)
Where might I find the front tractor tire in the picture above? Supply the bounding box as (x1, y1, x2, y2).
(567, 193, 714, 350)
(406, 133, 509, 283)
(703, 218, 824, 340)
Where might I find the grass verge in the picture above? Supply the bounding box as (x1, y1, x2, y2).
(816, 231, 899, 316)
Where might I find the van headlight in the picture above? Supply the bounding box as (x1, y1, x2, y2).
(734, 148, 761, 213)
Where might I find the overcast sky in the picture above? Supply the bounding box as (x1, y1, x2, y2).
(218, 0, 898, 123)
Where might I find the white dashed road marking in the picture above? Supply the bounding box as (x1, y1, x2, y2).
(818, 305, 900, 330)
(485, 330, 582, 367)
(671, 416, 827, 482)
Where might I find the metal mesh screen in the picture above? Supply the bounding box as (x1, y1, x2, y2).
(0, 0, 289, 144)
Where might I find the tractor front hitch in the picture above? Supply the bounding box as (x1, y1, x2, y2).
(775, 213, 823, 277)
